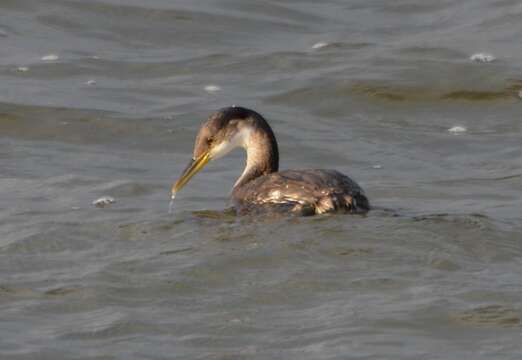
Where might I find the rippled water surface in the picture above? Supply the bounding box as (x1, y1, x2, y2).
(1, 1, 522, 359)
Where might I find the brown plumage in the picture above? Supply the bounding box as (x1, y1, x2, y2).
(232, 169, 369, 215)
(171, 106, 369, 216)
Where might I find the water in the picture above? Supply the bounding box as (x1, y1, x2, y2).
(1, 0, 522, 358)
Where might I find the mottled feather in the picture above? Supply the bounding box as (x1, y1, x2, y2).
(232, 169, 369, 215)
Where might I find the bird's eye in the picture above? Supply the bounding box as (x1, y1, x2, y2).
(206, 137, 214, 145)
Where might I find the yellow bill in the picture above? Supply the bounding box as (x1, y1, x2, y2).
(171, 151, 211, 199)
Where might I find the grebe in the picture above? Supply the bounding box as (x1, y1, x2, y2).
(171, 107, 369, 215)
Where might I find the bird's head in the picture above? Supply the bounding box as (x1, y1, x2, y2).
(170, 107, 258, 199)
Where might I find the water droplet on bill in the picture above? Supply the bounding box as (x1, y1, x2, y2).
(169, 195, 176, 214)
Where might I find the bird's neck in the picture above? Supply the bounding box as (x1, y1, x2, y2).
(233, 125, 279, 190)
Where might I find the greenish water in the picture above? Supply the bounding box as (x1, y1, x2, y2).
(1, 1, 522, 359)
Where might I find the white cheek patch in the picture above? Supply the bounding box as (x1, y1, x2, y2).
(210, 139, 237, 160)
(210, 127, 252, 160)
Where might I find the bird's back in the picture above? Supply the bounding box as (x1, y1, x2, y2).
(232, 169, 369, 215)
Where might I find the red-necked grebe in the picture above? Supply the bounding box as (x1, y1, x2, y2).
(171, 107, 369, 215)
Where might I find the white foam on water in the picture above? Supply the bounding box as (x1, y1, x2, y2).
(204, 85, 221, 93)
(41, 54, 59, 61)
(372, 164, 382, 169)
(16, 66, 29, 72)
(311, 41, 329, 50)
(85, 79, 96, 85)
(92, 196, 115, 208)
(469, 53, 496, 63)
(448, 126, 467, 134)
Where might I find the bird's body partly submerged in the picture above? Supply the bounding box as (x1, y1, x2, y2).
(171, 107, 369, 215)
(232, 169, 368, 215)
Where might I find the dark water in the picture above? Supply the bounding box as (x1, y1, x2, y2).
(1, 1, 522, 359)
